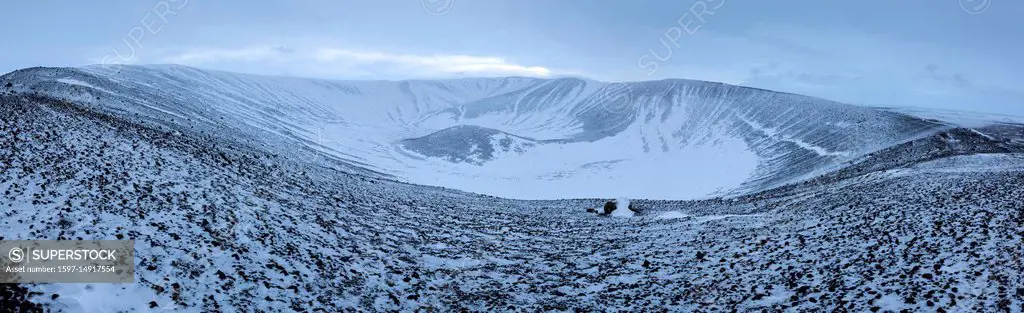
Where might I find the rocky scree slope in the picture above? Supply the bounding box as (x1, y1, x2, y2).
(1, 84, 1023, 311)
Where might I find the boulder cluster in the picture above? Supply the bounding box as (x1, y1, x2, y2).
(584, 199, 640, 216)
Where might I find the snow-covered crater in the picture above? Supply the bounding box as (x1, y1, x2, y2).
(0, 65, 946, 199)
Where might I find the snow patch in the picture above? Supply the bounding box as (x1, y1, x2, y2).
(656, 211, 689, 219)
(610, 198, 634, 217)
(55, 78, 113, 94)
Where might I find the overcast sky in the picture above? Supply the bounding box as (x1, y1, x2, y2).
(1, 0, 1021, 115)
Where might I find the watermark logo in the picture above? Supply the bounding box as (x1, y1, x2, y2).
(1, 240, 135, 283)
(8, 247, 24, 263)
(597, 82, 636, 114)
(635, 0, 724, 78)
(100, 0, 190, 70)
(960, 0, 991, 14)
(422, 0, 455, 16)
(598, 0, 724, 114)
(277, 128, 340, 174)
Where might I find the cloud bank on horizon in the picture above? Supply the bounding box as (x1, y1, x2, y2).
(109, 44, 554, 78)
(0, 0, 1020, 115)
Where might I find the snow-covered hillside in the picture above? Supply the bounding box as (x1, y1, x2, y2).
(2, 88, 1023, 311)
(1, 65, 945, 199)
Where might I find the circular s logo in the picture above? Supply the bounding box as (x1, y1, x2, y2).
(597, 81, 636, 114)
(8, 247, 24, 263)
(960, 0, 991, 15)
(422, 0, 455, 16)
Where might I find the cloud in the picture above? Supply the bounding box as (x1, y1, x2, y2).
(747, 62, 862, 89)
(136, 44, 552, 78)
(159, 45, 294, 64)
(924, 64, 971, 88)
(314, 49, 551, 77)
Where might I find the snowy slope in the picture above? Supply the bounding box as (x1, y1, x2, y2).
(2, 65, 944, 199)
(881, 106, 1024, 128)
(2, 92, 1023, 312)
